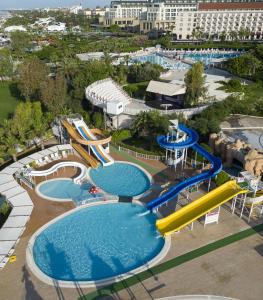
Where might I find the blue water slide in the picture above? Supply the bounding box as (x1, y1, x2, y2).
(146, 125, 222, 211)
(157, 124, 199, 150)
(78, 127, 107, 165)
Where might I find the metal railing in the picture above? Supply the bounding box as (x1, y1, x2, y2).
(118, 145, 165, 161)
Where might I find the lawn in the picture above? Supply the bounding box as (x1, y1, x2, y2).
(0, 82, 19, 121)
(123, 81, 149, 100)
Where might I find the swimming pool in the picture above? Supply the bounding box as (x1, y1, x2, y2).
(131, 53, 190, 70)
(37, 179, 103, 204)
(89, 162, 151, 197)
(131, 52, 242, 69)
(89, 162, 150, 197)
(30, 202, 166, 285)
(184, 52, 241, 64)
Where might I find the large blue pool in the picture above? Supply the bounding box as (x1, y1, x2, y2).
(32, 203, 165, 282)
(89, 162, 151, 197)
(131, 52, 242, 69)
(38, 179, 103, 204)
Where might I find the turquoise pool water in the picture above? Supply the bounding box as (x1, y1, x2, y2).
(184, 52, 241, 64)
(131, 52, 242, 69)
(131, 54, 189, 70)
(38, 179, 103, 204)
(89, 163, 151, 197)
(32, 203, 164, 282)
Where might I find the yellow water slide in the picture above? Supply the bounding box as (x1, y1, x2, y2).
(156, 180, 248, 236)
(72, 143, 100, 169)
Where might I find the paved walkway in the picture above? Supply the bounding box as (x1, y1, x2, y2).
(80, 223, 263, 300)
(0, 152, 263, 300)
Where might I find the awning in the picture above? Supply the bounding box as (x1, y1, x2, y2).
(0, 228, 23, 241)
(0, 241, 15, 255)
(19, 157, 34, 165)
(1, 167, 20, 175)
(28, 152, 43, 160)
(9, 206, 33, 217)
(48, 145, 59, 152)
(3, 216, 29, 228)
(0, 175, 14, 185)
(57, 144, 73, 151)
(8, 192, 33, 207)
(0, 181, 20, 193)
(2, 186, 25, 198)
(146, 80, 185, 96)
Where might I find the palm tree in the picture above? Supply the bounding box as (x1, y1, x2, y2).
(124, 55, 130, 66)
(132, 112, 150, 137)
(219, 31, 227, 42)
(229, 30, 238, 41)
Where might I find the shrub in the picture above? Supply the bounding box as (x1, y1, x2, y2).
(0, 201, 10, 216)
(112, 130, 132, 143)
(214, 171, 230, 186)
(92, 112, 103, 128)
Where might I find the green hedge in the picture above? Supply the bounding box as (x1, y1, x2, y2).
(214, 171, 231, 186)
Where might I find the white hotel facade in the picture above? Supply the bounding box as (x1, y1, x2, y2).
(104, 0, 263, 40)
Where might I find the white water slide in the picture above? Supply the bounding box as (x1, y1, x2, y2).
(73, 119, 114, 167)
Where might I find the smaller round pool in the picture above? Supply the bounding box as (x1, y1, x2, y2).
(89, 162, 151, 197)
(37, 179, 103, 204)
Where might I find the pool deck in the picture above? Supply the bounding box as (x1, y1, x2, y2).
(0, 152, 263, 300)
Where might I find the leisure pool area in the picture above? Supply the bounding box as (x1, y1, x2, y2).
(131, 53, 189, 70)
(27, 202, 167, 286)
(89, 162, 151, 198)
(130, 51, 242, 69)
(36, 179, 103, 204)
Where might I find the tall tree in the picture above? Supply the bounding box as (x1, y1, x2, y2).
(40, 72, 67, 114)
(10, 31, 31, 57)
(184, 62, 207, 107)
(0, 49, 13, 78)
(17, 57, 49, 100)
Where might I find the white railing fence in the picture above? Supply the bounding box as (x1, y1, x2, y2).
(117, 145, 165, 161)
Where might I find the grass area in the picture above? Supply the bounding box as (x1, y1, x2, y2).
(0, 82, 19, 121)
(123, 81, 149, 100)
(110, 145, 168, 180)
(80, 222, 263, 300)
(120, 136, 165, 156)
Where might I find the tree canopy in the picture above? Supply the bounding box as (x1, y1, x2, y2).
(184, 62, 207, 107)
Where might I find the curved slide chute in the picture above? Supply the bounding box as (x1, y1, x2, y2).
(73, 120, 114, 167)
(147, 125, 222, 211)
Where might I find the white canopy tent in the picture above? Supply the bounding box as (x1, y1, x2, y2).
(0, 241, 15, 255)
(9, 206, 33, 217)
(0, 181, 20, 193)
(0, 228, 24, 241)
(8, 192, 33, 207)
(2, 186, 25, 198)
(0, 175, 14, 185)
(3, 216, 29, 228)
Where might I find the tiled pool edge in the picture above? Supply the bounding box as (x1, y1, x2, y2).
(26, 200, 170, 288)
(35, 178, 75, 202)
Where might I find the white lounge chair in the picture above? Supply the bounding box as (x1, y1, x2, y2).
(61, 151, 67, 158)
(44, 156, 51, 163)
(54, 152, 61, 160)
(0, 257, 9, 270)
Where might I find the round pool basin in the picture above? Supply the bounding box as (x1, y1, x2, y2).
(36, 179, 103, 204)
(89, 162, 151, 197)
(30, 202, 165, 284)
